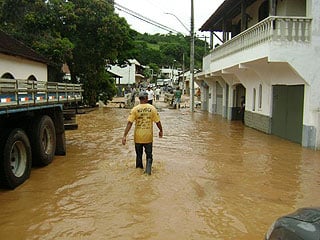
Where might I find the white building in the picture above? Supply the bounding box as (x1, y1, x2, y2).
(108, 59, 144, 86)
(159, 67, 180, 84)
(197, 0, 320, 150)
(180, 70, 199, 95)
(0, 30, 47, 81)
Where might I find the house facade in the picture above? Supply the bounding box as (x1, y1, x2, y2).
(0, 30, 47, 81)
(181, 70, 200, 95)
(159, 66, 181, 84)
(108, 59, 144, 87)
(197, 0, 320, 150)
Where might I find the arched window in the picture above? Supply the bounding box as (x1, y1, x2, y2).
(28, 75, 37, 81)
(1, 72, 14, 79)
(258, 1, 269, 22)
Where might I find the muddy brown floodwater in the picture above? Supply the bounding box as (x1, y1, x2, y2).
(0, 101, 320, 240)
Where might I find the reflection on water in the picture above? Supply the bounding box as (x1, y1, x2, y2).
(0, 105, 320, 239)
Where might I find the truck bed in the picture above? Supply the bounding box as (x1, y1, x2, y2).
(0, 78, 83, 114)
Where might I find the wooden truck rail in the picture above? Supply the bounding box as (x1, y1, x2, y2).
(0, 78, 83, 112)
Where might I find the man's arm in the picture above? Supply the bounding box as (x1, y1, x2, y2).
(156, 121, 163, 138)
(122, 121, 133, 145)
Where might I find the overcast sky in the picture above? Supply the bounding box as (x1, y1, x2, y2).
(114, 0, 224, 36)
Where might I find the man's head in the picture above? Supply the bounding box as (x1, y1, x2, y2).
(138, 91, 148, 102)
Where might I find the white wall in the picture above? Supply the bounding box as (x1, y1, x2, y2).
(0, 54, 47, 81)
(278, 0, 306, 16)
(110, 64, 136, 85)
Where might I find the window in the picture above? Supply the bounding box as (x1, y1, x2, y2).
(1, 72, 14, 79)
(258, 84, 262, 109)
(28, 75, 37, 81)
(253, 88, 256, 111)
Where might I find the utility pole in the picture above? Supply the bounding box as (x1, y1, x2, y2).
(182, 53, 185, 94)
(164, 5, 195, 111)
(190, 0, 195, 112)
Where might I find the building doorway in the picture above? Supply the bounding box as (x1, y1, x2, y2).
(216, 81, 223, 115)
(272, 85, 304, 144)
(232, 84, 246, 121)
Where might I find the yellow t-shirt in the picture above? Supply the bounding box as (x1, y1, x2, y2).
(127, 103, 160, 143)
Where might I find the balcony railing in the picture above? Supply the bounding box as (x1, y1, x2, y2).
(209, 16, 312, 62)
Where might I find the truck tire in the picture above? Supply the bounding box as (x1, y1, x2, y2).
(30, 115, 56, 166)
(0, 128, 32, 189)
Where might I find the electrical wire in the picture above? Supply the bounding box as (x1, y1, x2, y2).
(114, 2, 184, 34)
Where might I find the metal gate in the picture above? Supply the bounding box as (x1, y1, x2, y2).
(272, 85, 304, 144)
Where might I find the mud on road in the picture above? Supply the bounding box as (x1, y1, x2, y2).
(0, 102, 320, 239)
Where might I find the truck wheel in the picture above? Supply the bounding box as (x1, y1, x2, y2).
(0, 129, 32, 189)
(31, 115, 56, 166)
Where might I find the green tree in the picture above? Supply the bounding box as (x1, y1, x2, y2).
(0, 0, 133, 106)
(60, 0, 132, 105)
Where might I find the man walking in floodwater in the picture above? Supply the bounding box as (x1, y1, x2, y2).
(174, 86, 182, 109)
(122, 91, 163, 175)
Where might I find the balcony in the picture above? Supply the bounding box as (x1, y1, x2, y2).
(203, 16, 312, 72)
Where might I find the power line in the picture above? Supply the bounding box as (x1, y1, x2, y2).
(114, 2, 183, 34)
(114, 2, 179, 33)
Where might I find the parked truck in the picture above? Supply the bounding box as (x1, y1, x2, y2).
(0, 78, 83, 189)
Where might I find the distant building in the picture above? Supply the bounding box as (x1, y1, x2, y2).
(180, 70, 199, 95)
(108, 59, 144, 87)
(159, 66, 180, 84)
(61, 63, 71, 81)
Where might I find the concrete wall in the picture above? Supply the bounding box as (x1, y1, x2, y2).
(245, 111, 272, 134)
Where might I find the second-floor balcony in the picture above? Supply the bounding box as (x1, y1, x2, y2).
(203, 16, 312, 72)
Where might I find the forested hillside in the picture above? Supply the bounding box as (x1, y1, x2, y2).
(130, 32, 210, 76)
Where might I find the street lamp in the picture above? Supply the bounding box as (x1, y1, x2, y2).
(164, 0, 195, 112)
(164, 12, 189, 34)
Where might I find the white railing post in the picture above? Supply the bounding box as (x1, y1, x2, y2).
(208, 16, 311, 63)
(305, 19, 311, 42)
(298, 19, 303, 42)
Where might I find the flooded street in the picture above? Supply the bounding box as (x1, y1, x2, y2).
(1, 101, 320, 240)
